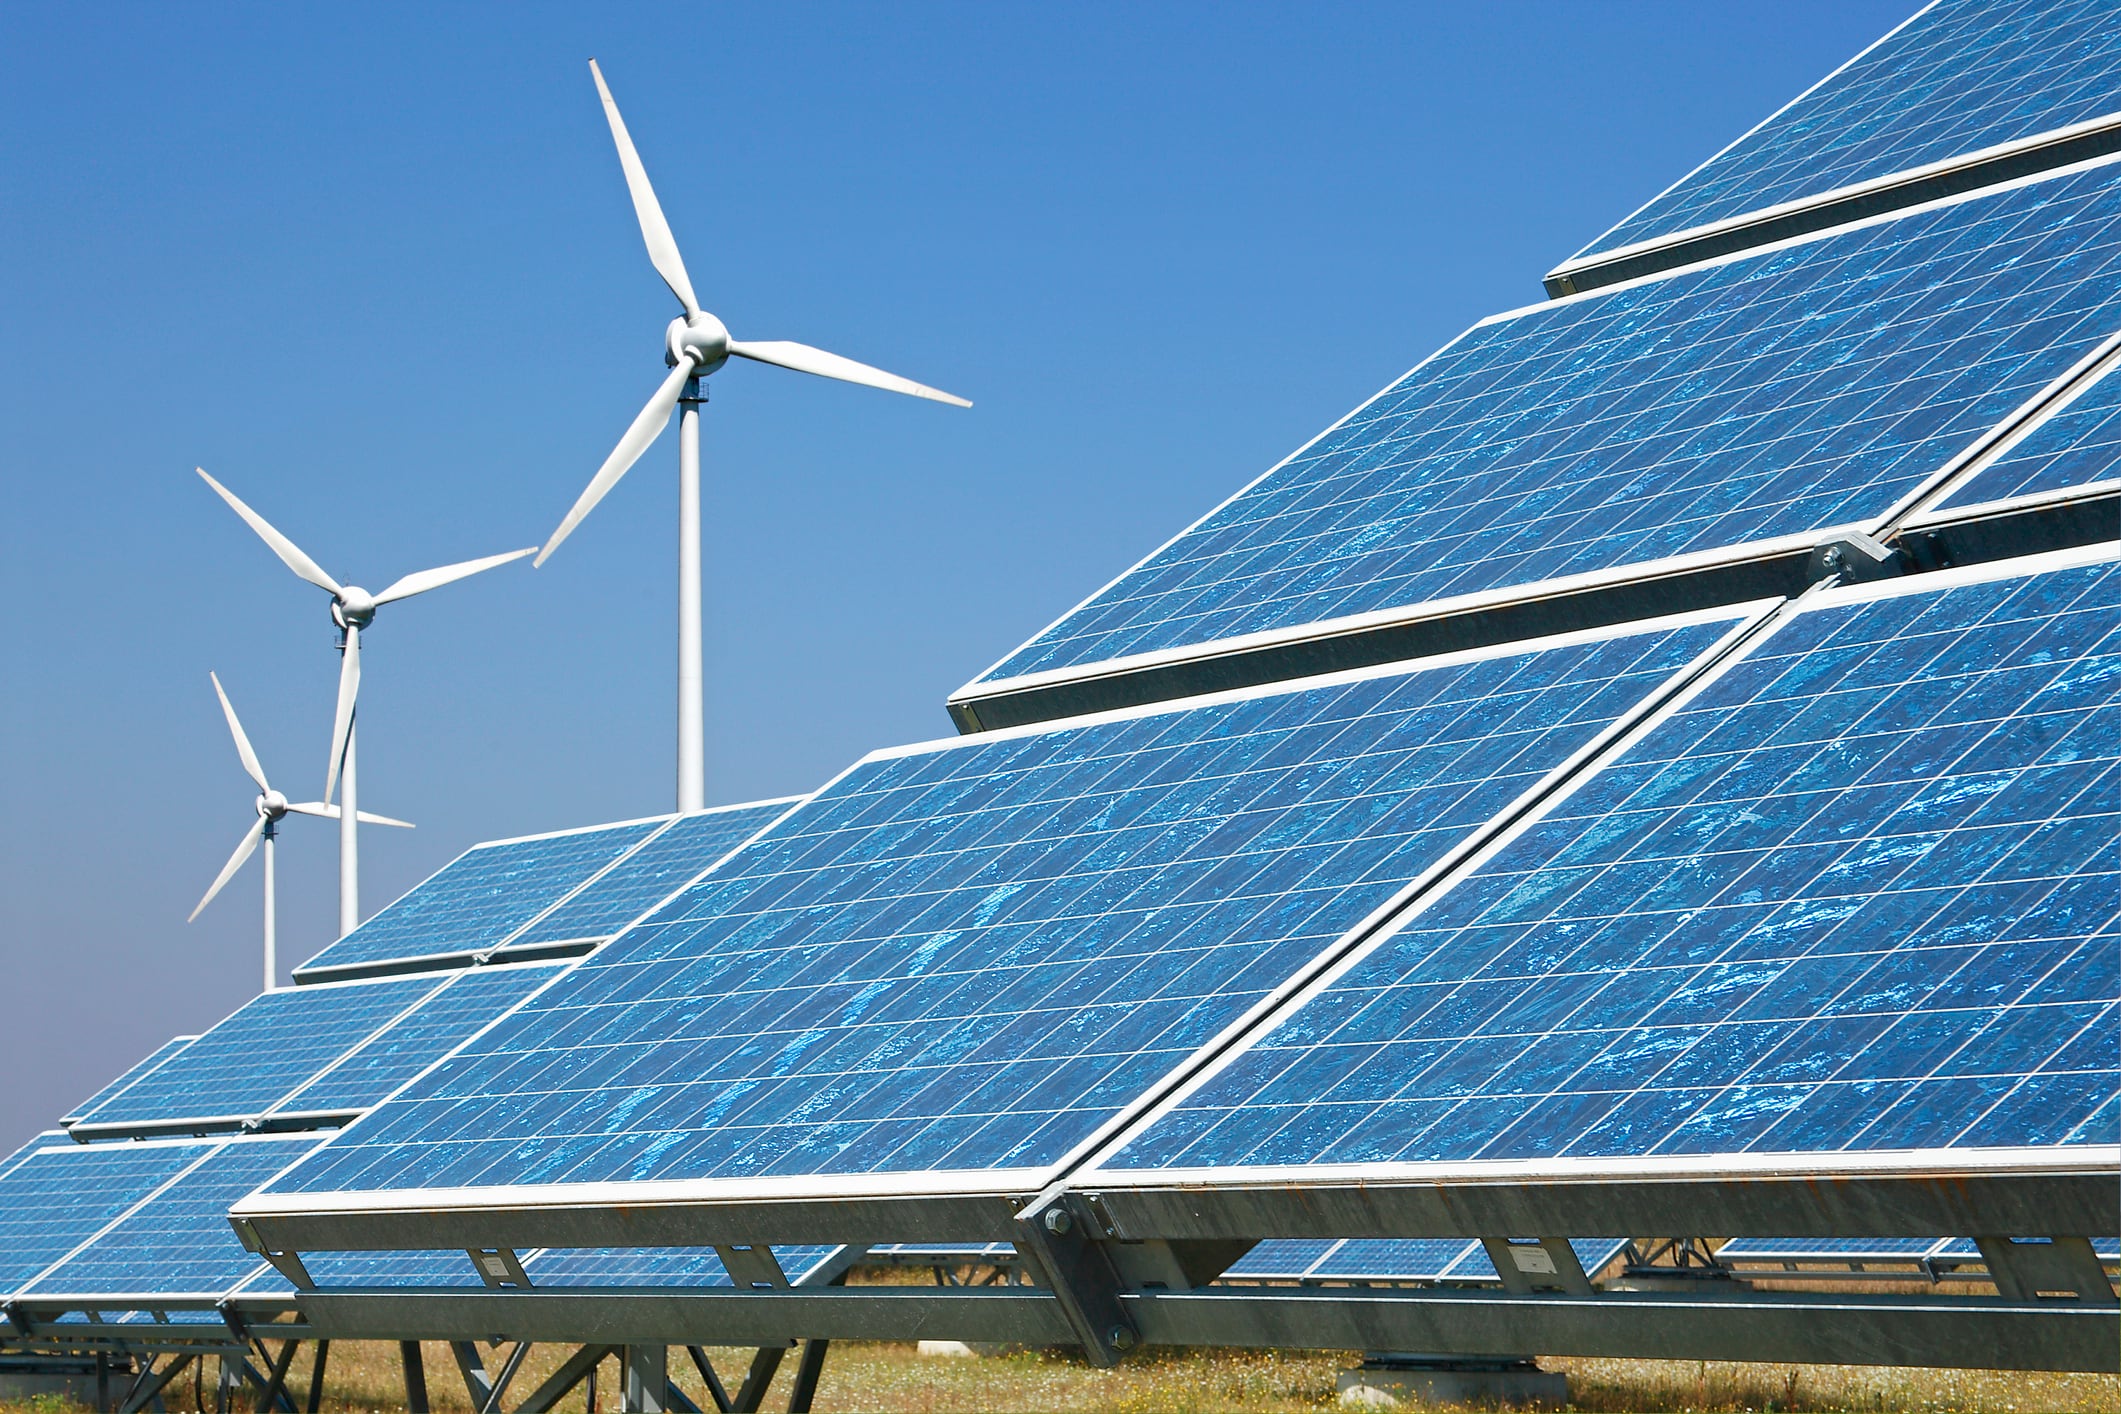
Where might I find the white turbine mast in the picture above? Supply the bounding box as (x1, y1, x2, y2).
(196, 467, 533, 935)
(537, 58, 970, 813)
(189, 672, 411, 989)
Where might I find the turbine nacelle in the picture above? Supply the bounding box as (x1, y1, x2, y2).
(667, 312, 731, 376)
(331, 587, 378, 630)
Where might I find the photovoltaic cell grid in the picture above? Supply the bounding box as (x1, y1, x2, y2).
(295, 818, 664, 975)
(59, 1037, 195, 1124)
(504, 802, 796, 952)
(1220, 1238, 1628, 1283)
(980, 158, 2121, 687)
(524, 1244, 841, 1289)
(71, 975, 442, 1129)
(1106, 556, 2121, 1174)
(1936, 357, 2121, 508)
(0, 1143, 205, 1295)
(21, 1139, 311, 1298)
(1717, 1235, 2121, 1261)
(263, 615, 1739, 1197)
(1574, 0, 2121, 261)
(274, 964, 563, 1116)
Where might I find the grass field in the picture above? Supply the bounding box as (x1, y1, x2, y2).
(10, 1339, 2116, 1414)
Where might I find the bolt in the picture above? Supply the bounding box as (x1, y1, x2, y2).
(1043, 1207, 1073, 1235)
(1107, 1326, 1137, 1352)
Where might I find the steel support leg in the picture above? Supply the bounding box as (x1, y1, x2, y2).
(120, 1353, 193, 1414)
(514, 1346, 616, 1414)
(400, 1341, 429, 1414)
(305, 1342, 329, 1414)
(784, 1341, 827, 1414)
(253, 1341, 299, 1414)
(451, 1342, 495, 1411)
(684, 1347, 732, 1414)
(729, 1349, 786, 1414)
(622, 1346, 667, 1413)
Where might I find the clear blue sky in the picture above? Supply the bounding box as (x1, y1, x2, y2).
(1, 1, 1909, 1148)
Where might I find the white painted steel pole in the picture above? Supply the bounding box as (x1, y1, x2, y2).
(262, 824, 277, 991)
(338, 629, 361, 937)
(676, 377, 706, 813)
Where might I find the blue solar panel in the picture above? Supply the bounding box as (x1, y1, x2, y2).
(524, 1245, 841, 1288)
(272, 963, 564, 1117)
(61, 1037, 197, 1125)
(1104, 552, 2121, 1174)
(1221, 1239, 1340, 1280)
(975, 158, 2121, 690)
(1935, 355, 2121, 509)
(295, 818, 666, 976)
(244, 1247, 487, 1292)
(260, 613, 1743, 1198)
(1219, 1237, 1628, 1283)
(22, 1138, 312, 1298)
(71, 975, 443, 1131)
(504, 801, 798, 952)
(0, 1143, 207, 1295)
(1717, 1236, 1942, 1260)
(1574, 0, 2121, 262)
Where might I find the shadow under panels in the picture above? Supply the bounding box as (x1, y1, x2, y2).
(236, 604, 1764, 1238)
(956, 152, 2121, 729)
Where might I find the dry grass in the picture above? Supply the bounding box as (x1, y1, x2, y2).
(5, 1340, 2114, 1414)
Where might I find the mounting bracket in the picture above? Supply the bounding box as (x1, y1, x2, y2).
(1975, 1237, 2118, 1306)
(1013, 1196, 1141, 1367)
(1808, 532, 1902, 586)
(1481, 1238, 1595, 1295)
(468, 1247, 533, 1289)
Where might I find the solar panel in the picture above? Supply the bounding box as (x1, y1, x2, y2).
(1566, 0, 2121, 269)
(20, 1137, 312, 1300)
(60, 1037, 197, 1126)
(243, 1246, 488, 1292)
(1217, 1237, 1629, 1284)
(294, 817, 667, 979)
(1099, 549, 2121, 1176)
(68, 975, 443, 1134)
(967, 156, 2121, 697)
(0, 1142, 209, 1295)
(1929, 352, 2121, 511)
(254, 610, 1749, 1200)
(271, 963, 565, 1117)
(501, 800, 800, 953)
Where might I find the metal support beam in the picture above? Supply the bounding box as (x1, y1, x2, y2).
(481, 1343, 533, 1414)
(622, 1345, 667, 1413)
(515, 1345, 616, 1414)
(399, 1340, 428, 1414)
(251, 1341, 298, 1414)
(785, 1341, 828, 1414)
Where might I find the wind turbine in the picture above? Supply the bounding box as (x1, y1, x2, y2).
(189, 672, 411, 990)
(196, 467, 533, 935)
(537, 59, 970, 813)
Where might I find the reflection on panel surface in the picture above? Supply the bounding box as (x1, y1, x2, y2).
(1578, 0, 2121, 260)
(262, 614, 1740, 1197)
(982, 160, 2121, 687)
(1108, 555, 2121, 1173)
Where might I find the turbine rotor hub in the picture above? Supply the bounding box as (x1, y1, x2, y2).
(333, 587, 377, 629)
(258, 789, 289, 821)
(666, 311, 730, 376)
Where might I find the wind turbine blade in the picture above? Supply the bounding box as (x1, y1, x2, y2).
(374, 547, 535, 605)
(727, 340, 972, 407)
(190, 818, 264, 922)
(355, 810, 416, 829)
(209, 672, 271, 794)
(283, 801, 338, 819)
(536, 359, 694, 566)
(589, 59, 699, 315)
(196, 469, 344, 595)
(325, 624, 360, 801)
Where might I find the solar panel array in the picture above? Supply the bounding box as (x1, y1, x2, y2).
(967, 156, 2121, 695)
(261, 613, 1746, 1197)
(296, 801, 795, 979)
(1101, 553, 2120, 1174)
(13, 0, 2121, 1356)
(1570, 0, 2121, 265)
